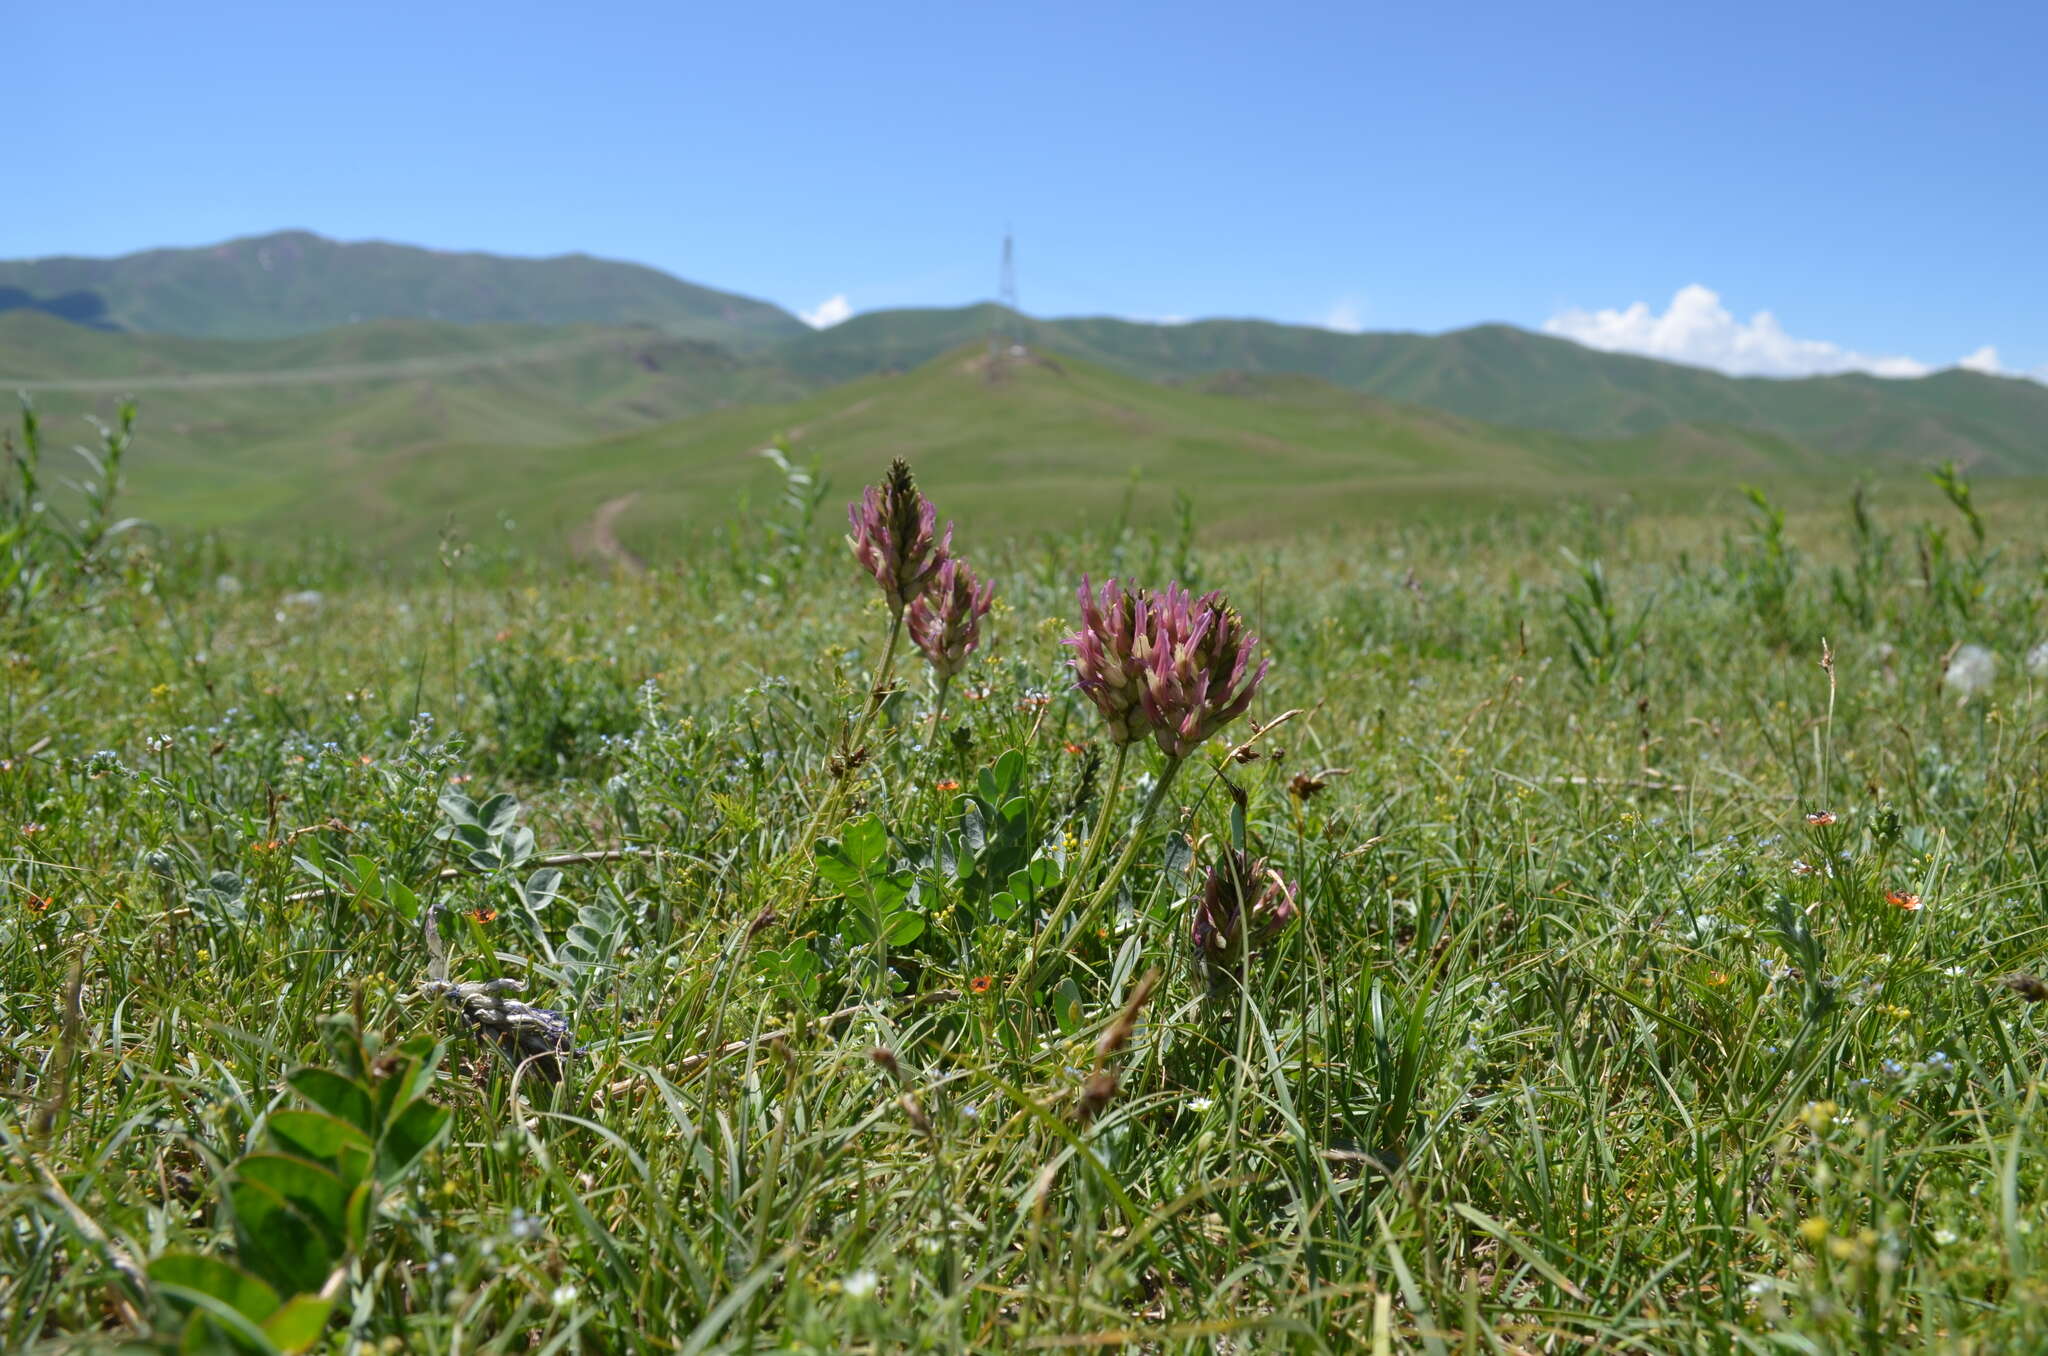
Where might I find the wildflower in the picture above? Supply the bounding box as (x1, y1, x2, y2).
(467, 906, 498, 924)
(25, 893, 51, 913)
(1942, 644, 1997, 701)
(1188, 1096, 1215, 1112)
(1136, 584, 1267, 758)
(1067, 577, 1154, 745)
(506, 1208, 544, 1241)
(906, 556, 993, 679)
(934, 778, 961, 792)
(550, 1284, 578, 1307)
(847, 459, 952, 616)
(19, 822, 45, 837)
(1885, 890, 1923, 912)
(1190, 849, 1301, 963)
(1063, 741, 1086, 755)
(1805, 811, 1837, 827)
(968, 975, 993, 994)
(841, 1269, 879, 1301)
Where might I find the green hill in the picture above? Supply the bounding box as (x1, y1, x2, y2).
(0, 312, 810, 531)
(354, 345, 1842, 559)
(775, 307, 2048, 473)
(0, 230, 807, 347)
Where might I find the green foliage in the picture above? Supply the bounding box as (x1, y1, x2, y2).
(2, 395, 142, 626)
(143, 1018, 450, 1353)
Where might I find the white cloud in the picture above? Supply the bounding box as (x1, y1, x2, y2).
(799, 294, 852, 329)
(1952, 344, 2048, 383)
(1957, 345, 2003, 374)
(1322, 298, 1365, 334)
(1543, 284, 1934, 379)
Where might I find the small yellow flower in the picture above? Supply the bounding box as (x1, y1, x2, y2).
(1798, 1216, 1830, 1246)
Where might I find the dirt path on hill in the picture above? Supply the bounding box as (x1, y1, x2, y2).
(571, 494, 648, 575)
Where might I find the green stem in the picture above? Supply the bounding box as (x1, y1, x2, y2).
(1032, 741, 1132, 948)
(1062, 756, 1183, 949)
(926, 673, 953, 743)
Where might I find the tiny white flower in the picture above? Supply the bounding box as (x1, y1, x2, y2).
(550, 1284, 578, 1307)
(1188, 1097, 1215, 1112)
(1933, 1228, 1958, 1246)
(842, 1269, 879, 1301)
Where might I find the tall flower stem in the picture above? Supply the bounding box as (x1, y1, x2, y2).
(799, 610, 905, 853)
(926, 673, 954, 742)
(1061, 755, 1182, 949)
(1031, 741, 1132, 949)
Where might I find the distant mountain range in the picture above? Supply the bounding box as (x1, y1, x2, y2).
(2, 231, 2045, 550)
(0, 231, 805, 348)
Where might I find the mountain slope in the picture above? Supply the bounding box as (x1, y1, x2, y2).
(0, 231, 808, 347)
(775, 308, 2048, 473)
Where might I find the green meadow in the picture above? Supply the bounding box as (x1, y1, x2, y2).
(6, 382, 2048, 1352)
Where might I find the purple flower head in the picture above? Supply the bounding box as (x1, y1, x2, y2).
(907, 556, 994, 680)
(1190, 849, 1300, 961)
(847, 459, 953, 614)
(1065, 577, 1157, 745)
(1138, 584, 1267, 758)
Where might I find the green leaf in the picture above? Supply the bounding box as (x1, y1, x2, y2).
(959, 802, 988, 858)
(812, 841, 864, 892)
(287, 1069, 375, 1135)
(841, 815, 887, 869)
(884, 911, 925, 945)
(265, 1109, 371, 1169)
(478, 793, 521, 836)
(387, 879, 421, 921)
(147, 1253, 280, 1322)
(378, 1099, 451, 1184)
(261, 1293, 335, 1353)
(343, 1181, 374, 1255)
(235, 1154, 348, 1249)
(228, 1177, 335, 1296)
(522, 866, 564, 912)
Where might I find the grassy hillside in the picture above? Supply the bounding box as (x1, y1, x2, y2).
(1, 312, 812, 533)
(776, 307, 2048, 472)
(0, 230, 808, 347)
(385, 345, 1855, 562)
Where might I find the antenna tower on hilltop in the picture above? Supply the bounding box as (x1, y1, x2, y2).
(989, 230, 1021, 369)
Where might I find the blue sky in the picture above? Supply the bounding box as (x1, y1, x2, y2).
(14, 1, 2047, 377)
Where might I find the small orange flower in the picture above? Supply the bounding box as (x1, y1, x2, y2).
(467, 906, 499, 924)
(1063, 741, 1086, 755)
(963, 685, 992, 702)
(1806, 811, 1837, 827)
(1886, 890, 1923, 912)
(969, 975, 993, 994)
(25, 893, 52, 913)
(1017, 694, 1051, 710)
(934, 778, 961, 792)
(1706, 970, 1729, 987)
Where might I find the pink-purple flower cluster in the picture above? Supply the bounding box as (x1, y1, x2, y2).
(1190, 849, 1300, 962)
(847, 459, 953, 616)
(1067, 577, 1267, 756)
(907, 557, 993, 679)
